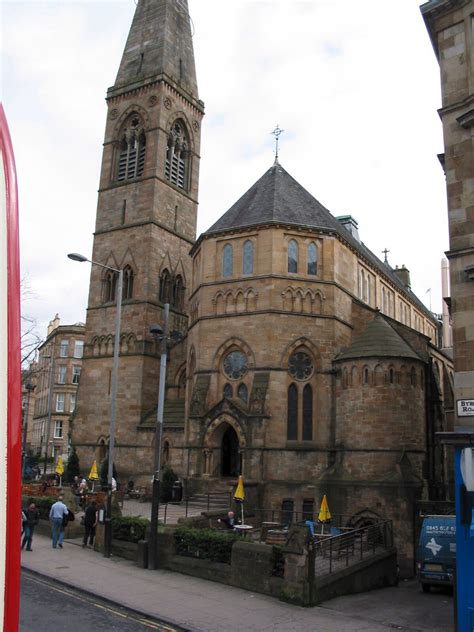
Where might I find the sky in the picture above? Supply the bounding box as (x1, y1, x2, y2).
(2, 0, 448, 345)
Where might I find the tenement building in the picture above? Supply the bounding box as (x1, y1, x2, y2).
(72, 0, 453, 573)
(422, 1, 474, 431)
(32, 315, 85, 464)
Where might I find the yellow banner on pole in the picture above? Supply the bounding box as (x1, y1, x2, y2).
(318, 494, 331, 523)
(55, 456, 64, 476)
(88, 460, 99, 480)
(233, 475, 245, 503)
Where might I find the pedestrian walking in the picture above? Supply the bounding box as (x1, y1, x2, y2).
(82, 500, 98, 548)
(21, 503, 39, 551)
(49, 495, 69, 549)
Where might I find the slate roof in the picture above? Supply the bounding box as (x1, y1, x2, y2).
(202, 162, 435, 322)
(140, 399, 185, 428)
(335, 314, 422, 362)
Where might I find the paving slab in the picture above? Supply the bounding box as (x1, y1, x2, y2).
(20, 534, 454, 632)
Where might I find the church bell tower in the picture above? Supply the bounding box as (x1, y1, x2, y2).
(73, 0, 203, 479)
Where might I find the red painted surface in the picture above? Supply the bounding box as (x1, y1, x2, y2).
(1, 104, 21, 631)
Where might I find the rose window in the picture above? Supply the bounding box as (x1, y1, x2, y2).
(288, 352, 313, 380)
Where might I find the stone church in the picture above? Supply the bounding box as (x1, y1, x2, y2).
(72, 0, 453, 572)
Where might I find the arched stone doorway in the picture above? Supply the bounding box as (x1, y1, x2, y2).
(203, 415, 246, 478)
(221, 425, 240, 477)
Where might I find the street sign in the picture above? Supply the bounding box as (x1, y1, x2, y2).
(457, 400, 474, 417)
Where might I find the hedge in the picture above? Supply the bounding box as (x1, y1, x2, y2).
(174, 526, 240, 564)
(22, 496, 55, 520)
(112, 516, 150, 543)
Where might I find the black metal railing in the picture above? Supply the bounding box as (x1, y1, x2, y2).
(308, 519, 393, 578)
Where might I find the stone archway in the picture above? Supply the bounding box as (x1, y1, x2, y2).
(221, 425, 240, 477)
(203, 414, 246, 478)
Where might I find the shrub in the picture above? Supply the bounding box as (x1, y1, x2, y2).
(99, 458, 118, 490)
(112, 516, 150, 543)
(271, 545, 285, 577)
(66, 447, 80, 483)
(22, 496, 54, 520)
(160, 467, 178, 503)
(174, 526, 240, 564)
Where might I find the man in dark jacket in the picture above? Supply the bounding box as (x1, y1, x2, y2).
(82, 500, 98, 547)
(22, 503, 40, 551)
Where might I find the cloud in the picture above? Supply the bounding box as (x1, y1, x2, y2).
(2, 0, 448, 340)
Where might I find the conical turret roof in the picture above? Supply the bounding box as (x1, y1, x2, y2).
(205, 162, 341, 234)
(335, 314, 421, 362)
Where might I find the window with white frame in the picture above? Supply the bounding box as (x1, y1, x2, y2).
(72, 366, 81, 384)
(69, 394, 76, 413)
(58, 366, 67, 384)
(54, 420, 63, 439)
(60, 340, 69, 357)
(56, 393, 65, 412)
(74, 340, 84, 358)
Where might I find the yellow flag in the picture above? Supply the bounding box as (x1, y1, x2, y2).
(88, 460, 99, 480)
(233, 475, 245, 503)
(55, 456, 64, 476)
(318, 494, 331, 523)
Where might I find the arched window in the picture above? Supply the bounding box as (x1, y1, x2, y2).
(104, 270, 118, 303)
(223, 383, 233, 399)
(98, 439, 106, 462)
(307, 243, 317, 275)
(117, 115, 146, 181)
(237, 383, 248, 404)
(281, 499, 294, 526)
(123, 265, 134, 300)
(243, 240, 253, 275)
(363, 367, 369, 385)
(163, 440, 170, 464)
(287, 384, 298, 440)
(359, 269, 365, 300)
(302, 384, 313, 441)
(389, 368, 394, 384)
(165, 120, 189, 189)
(288, 240, 298, 273)
(410, 367, 417, 386)
(173, 275, 185, 311)
(159, 269, 172, 303)
(222, 244, 233, 277)
(381, 287, 386, 313)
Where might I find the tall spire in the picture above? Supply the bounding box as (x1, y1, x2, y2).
(113, 0, 198, 98)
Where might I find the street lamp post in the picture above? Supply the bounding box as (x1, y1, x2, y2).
(68, 252, 123, 559)
(148, 303, 169, 571)
(43, 345, 55, 476)
(22, 382, 36, 479)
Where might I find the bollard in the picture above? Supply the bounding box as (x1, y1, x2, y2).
(137, 539, 148, 569)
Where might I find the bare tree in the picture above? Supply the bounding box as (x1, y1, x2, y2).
(20, 277, 43, 373)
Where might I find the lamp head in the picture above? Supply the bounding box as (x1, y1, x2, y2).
(150, 324, 164, 337)
(67, 253, 88, 263)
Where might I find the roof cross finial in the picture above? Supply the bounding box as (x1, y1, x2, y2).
(271, 125, 284, 163)
(382, 248, 390, 265)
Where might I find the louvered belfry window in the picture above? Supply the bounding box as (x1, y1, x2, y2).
(165, 120, 189, 190)
(117, 115, 146, 181)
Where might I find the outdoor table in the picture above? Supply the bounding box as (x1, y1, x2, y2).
(234, 524, 253, 538)
(260, 521, 281, 542)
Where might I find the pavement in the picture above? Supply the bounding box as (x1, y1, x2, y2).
(20, 534, 454, 632)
